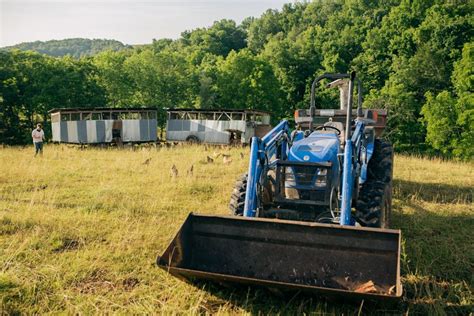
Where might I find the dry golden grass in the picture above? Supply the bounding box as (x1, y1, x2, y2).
(0, 145, 472, 314)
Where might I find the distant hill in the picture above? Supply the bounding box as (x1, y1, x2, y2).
(2, 38, 130, 58)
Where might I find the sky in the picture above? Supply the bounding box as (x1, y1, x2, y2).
(0, 0, 291, 47)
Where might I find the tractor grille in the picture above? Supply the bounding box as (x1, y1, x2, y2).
(275, 161, 332, 206)
(285, 166, 327, 188)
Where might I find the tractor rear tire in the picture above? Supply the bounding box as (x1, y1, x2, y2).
(229, 173, 247, 216)
(355, 139, 394, 228)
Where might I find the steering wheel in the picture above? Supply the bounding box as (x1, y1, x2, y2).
(314, 125, 341, 135)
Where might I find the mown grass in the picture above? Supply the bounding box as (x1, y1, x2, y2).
(0, 145, 472, 314)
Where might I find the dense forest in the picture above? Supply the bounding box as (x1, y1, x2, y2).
(0, 0, 472, 159)
(1, 38, 129, 58)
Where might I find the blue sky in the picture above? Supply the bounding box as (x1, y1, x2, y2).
(0, 0, 291, 47)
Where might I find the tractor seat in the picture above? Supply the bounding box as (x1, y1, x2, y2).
(323, 121, 345, 142)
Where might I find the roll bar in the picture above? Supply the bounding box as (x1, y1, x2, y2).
(309, 72, 363, 138)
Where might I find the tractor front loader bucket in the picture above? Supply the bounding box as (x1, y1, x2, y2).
(157, 214, 402, 301)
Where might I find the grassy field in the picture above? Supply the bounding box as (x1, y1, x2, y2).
(0, 144, 472, 315)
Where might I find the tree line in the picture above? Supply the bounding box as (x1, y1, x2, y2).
(2, 38, 129, 58)
(0, 0, 472, 159)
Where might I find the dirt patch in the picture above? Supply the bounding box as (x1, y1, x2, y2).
(74, 269, 115, 294)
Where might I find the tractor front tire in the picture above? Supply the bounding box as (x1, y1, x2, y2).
(229, 173, 247, 216)
(229, 172, 275, 216)
(355, 139, 394, 228)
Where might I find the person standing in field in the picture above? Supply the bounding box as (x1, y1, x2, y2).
(32, 123, 45, 157)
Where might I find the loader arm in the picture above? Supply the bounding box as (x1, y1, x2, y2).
(340, 72, 359, 225)
(244, 120, 290, 217)
(327, 71, 375, 226)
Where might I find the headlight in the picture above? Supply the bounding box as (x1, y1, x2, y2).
(315, 168, 327, 187)
(285, 169, 295, 185)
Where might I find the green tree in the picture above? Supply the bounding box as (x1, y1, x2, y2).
(2, 38, 129, 58)
(123, 48, 197, 124)
(213, 50, 283, 115)
(0, 51, 23, 144)
(2, 0, 472, 156)
(421, 91, 457, 154)
(179, 19, 246, 64)
(364, 1, 472, 149)
(0, 50, 106, 144)
(94, 50, 136, 107)
(247, 9, 283, 53)
(422, 42, 474, 159)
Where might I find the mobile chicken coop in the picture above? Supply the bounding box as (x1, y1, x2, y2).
(49, 108, 157, 144)
(166, 109, 272, 145)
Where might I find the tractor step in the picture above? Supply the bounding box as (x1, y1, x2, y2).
(157, 213, 402, 301)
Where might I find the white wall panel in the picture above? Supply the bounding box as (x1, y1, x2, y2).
(104, 120, 114, 143)
(86, 121, 97, 143)
(52, 122, 60, 142)
(67, 121, 78, 143)
(122, 120, 140, 142)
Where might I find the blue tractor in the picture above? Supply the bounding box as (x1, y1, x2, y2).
(158, 72, 402, 301)
(230, 72, 393, 228)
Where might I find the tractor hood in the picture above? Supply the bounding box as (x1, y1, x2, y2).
(289, 132, 340, 164)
